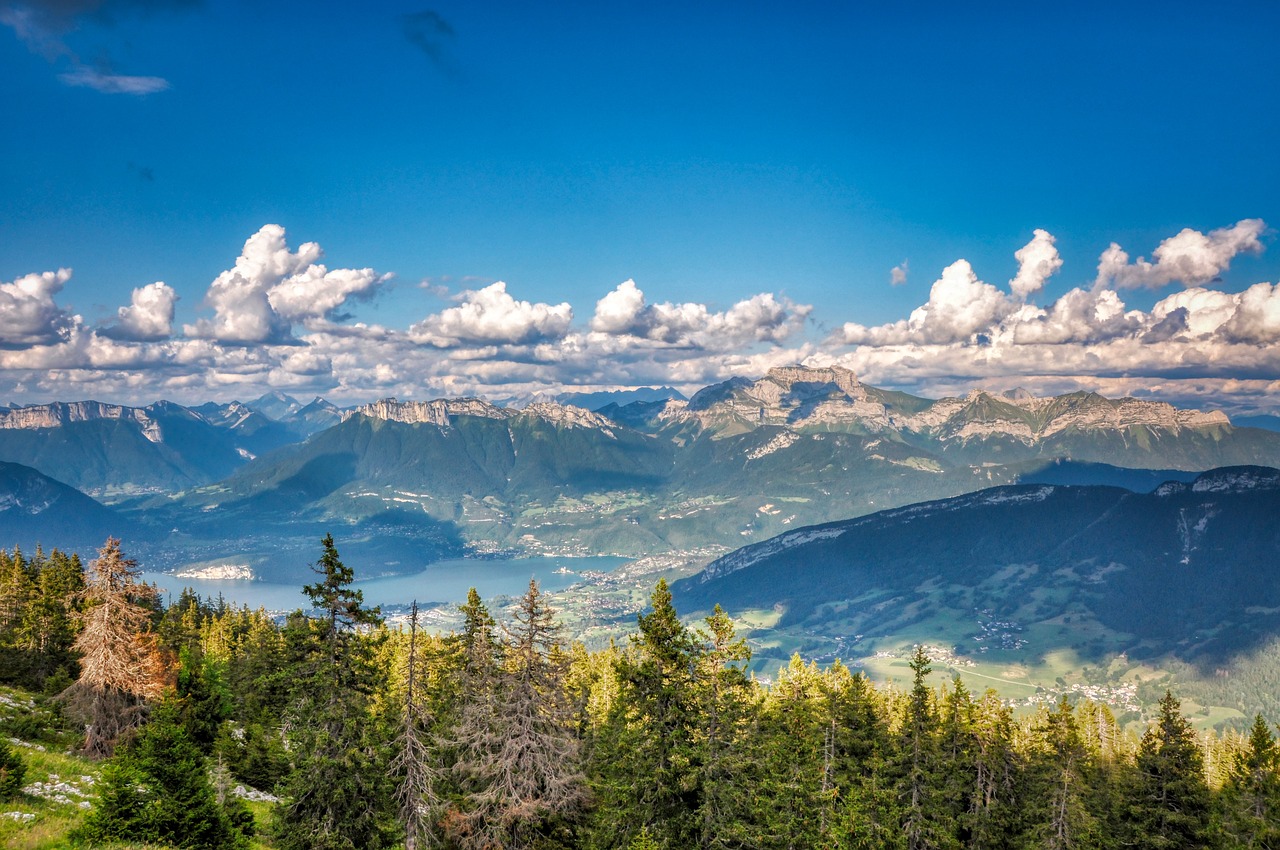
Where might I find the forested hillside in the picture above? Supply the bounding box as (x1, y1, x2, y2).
(2, 538, 1279, 848)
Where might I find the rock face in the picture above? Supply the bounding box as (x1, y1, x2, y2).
(345, 397, 512, 426)
(348, 397, 620, 434)
(0, 399, 304, 495)
(0, 401, 167, 442)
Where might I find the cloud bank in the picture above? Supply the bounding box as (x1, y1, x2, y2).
(2, 219, 1279, 415)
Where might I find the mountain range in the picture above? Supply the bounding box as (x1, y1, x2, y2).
(4, 367, 1280, 580)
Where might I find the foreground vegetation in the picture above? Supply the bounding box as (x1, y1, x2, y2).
(2, 539, 1280, 848)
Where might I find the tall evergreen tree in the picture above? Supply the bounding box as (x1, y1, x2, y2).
(754, 654, 832, 849)
(452, 580, 585, 848)
(272, 534, 393, 850)
(1128, 691, 1215, 850)
(894, 646, 958, 850)
(694, 605, 755, 850)
(392, 600, 445, 850)
(1024, 697, 1096, 850)
(1221, 714, 1280, 849)
(589, 579, 704, 848)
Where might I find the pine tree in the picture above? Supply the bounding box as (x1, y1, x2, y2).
(894, 646, 957, 850)
(1221, 714, 1280, 849)
(1025, 697, 1096, 850)
(695, 605, 754, 850)
(20, 549, 85, 690)
(589, 579, 704, 848)
(73, 698, 248, 849)
(1129, 691, 1214, 850)
(273, 534, 394, 850)
(754, 654, 831, 849)
(61, 538, 168, 758)
(0, 737, 25, 800)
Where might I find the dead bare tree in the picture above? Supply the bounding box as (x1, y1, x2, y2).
(61, 538, 168, 758)
(452, 580, 586, 849)
(393, 600, 446, 850)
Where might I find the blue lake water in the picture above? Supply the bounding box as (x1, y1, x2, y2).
(142, 555, 628, 612)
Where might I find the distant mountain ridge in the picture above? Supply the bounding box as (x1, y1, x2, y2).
(0, 396, 331, 496)
(0, 461, 139, 551)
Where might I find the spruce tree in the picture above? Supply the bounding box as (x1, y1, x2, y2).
(1222, 714, 1280, 849)
(272, 534, 393, 850)
(589, 579, 704, 848)
(695, 604, 754, 849)
(452, 580, 585, 848)
(73, 698, 247, 849)
(392, 600, 445, 850)
(1128, 691, 1214, 850)
(1025, 697, 1096, 850)
(894, 646, 957, 850)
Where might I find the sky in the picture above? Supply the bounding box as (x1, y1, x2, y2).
(2, 0, 1280, 412)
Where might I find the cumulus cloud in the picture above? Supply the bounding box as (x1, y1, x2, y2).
(890, 261, 909, 286)
(103, 281, 177, 341)
(0, 268, 76, 348)
(1009, 229, 1062, 300)
(1095, 219, 1266, 290)
(410, 282, 572, 347)
(589, 279, 809, 347)
(185, 224, 388, 344)
(842, 260, 1015, 346)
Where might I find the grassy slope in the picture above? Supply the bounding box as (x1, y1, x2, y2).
(0, 686, 275, 850)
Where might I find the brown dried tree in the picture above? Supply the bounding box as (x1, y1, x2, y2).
(61, 538, 168, 758)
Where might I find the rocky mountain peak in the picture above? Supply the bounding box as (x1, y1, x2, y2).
(519, 402, 619, 432)
(347, 397, 512, 427)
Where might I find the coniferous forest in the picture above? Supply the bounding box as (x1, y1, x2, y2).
(2, 537, 1279, 849)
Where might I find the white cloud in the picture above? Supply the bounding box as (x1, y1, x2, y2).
(1095, 219, 1266, 290)
(0, 268, 75, 348)
(890, 261, 909, 286)
(58, 66, 170, 95)
(590, 279, 647, 335)
(104, 281, 177, 341)
(1219, 283, 1280, 344)
(185, 224, 388, 344)
(841, 260, 1014, 346)
(410, 281, 572, 347)
(1009, 229, 1062, 300)
(589, 280, 809, 347)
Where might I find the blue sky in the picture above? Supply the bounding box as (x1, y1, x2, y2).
(2, 1, 1279, 410)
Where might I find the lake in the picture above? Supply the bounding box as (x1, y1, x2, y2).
(142, 555, 629, 612)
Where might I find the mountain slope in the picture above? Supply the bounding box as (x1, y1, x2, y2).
(675, 466, 1280, 666)
(0, 462, 140, 551)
